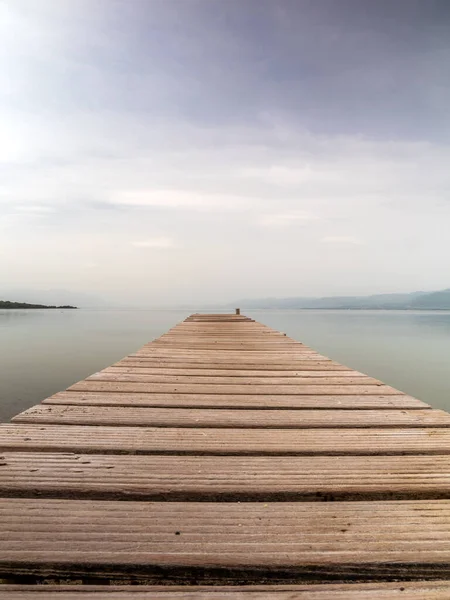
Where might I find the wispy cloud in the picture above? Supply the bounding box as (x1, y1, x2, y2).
(1, 1, 450, 304)
(258, 211, 319, 227)
(131, 237, 176, 249)
(15, 205, 55, 214)
(242, 165, 316, 186)
(321, 236, 362, 245)
(112, 190, 253, 212)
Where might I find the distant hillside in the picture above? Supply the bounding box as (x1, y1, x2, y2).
(0, 300, 77, 309)
(0, 287, 109, 308)
(410, 289, 450, 309)
(232, 289, 450, 310)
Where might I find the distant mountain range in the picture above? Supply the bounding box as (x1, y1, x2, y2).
(231, 289, 450, 310)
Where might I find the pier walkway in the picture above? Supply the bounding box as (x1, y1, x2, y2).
(2, 313, 450, 597)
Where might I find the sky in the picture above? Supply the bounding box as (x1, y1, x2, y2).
(1, 0, 450, 307)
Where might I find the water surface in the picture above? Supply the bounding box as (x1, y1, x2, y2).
(1, 308, 450, 421)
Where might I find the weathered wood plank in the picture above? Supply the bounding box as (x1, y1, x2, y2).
(135, 350, 321, 356)
(2, 499, 450, 581)
(126, 356, 339, 365)
(3, 453, 450, 501)
(160, 333, 287, 338)
(3, 582, 450, 597)
(115, 361, 351, 371)
(129, 349, 329, 357)
(186, 314, 252, 321)
(2, 424, 450, 455)
(68, 381, 399, 395)
(153, 336, 302, 342)
(155, 342, 296, 346)
(150, 335, 299, 340)
(43, 391, 430, 409)
(149, 343, 307, 350)
(12, 405, 449, 428)
(88, 372, 378, 386)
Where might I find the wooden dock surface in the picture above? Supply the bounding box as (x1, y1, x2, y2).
(2, 312, 450, 597)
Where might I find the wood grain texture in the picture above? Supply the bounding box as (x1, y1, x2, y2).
(12, 405, 450, 428)
(114, 361, 350, 371)
(3, 582, 450, 598)
(108, 367, 357, 377)
(2, 499, 450, 581)
(148, 345, 309, 351)
(3, 452, 450, 501)
(126, 355, 336, 364)
(43, 392, 429, 409)
(2, 424, 450, 455)
(133, 350, 323, 358)
(88, 372, 377, 386)
(68, 381, 399, 395)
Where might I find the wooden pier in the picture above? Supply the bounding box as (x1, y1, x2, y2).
(2, 312, 450, 597)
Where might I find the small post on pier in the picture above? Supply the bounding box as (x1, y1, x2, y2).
(235, 308, 241, 315)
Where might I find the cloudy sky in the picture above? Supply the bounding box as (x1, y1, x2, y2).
(1, 0, 450, 306)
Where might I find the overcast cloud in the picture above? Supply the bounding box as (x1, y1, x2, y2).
(1, 0, 450, 306)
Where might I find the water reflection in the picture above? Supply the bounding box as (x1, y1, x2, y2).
(1, 308, 450, 421)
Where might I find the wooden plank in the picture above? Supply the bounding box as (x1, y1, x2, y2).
(147, 350, 310, 356)
(186, 318, 253, 322)
(149, 343, 307, 350)
(2, 499, 450, 581)
(88, 372, 378, 385)
(116, 360, 350, 371)
(131, 354, 344, 362)
(151, 332, 297, 337)
(150, 343, 306, 347)
(43, 391, 430, 409)
(132, 354, 326, 361)
(135, 349, 321, 356)
(145, 337, 305, 342)
(68, 381, 399, 395)
(161, 328, 280, 331)
(164, 339, 292, 342)
(126, 356, 339, 365)
(2, 424, 450, 455)
(102, 368, 370, 379)
(12, 405, 450, 428)
(129, 350, 328, 357)
(186, 314, 252, 319)
(3, 582, 450, 597)
(159, 336, 291, 339)
(159, 337, 293, 341)
(4, 453, 450, 501)
(112, 364, 352, 374)
(160, 337, 289, 340)
(153, 336, 302, 342)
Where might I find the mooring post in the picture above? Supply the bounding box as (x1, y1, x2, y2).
(235, 308, 241, 315)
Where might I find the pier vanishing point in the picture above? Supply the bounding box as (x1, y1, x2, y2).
(2, 313, 450, 597)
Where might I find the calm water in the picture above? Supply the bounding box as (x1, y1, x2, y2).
(1, 308, 450, 421)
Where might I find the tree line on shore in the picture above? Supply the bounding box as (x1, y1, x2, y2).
(0, 300, 77, 309)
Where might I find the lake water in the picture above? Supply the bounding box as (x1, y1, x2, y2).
(1, 308, 450, 421)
